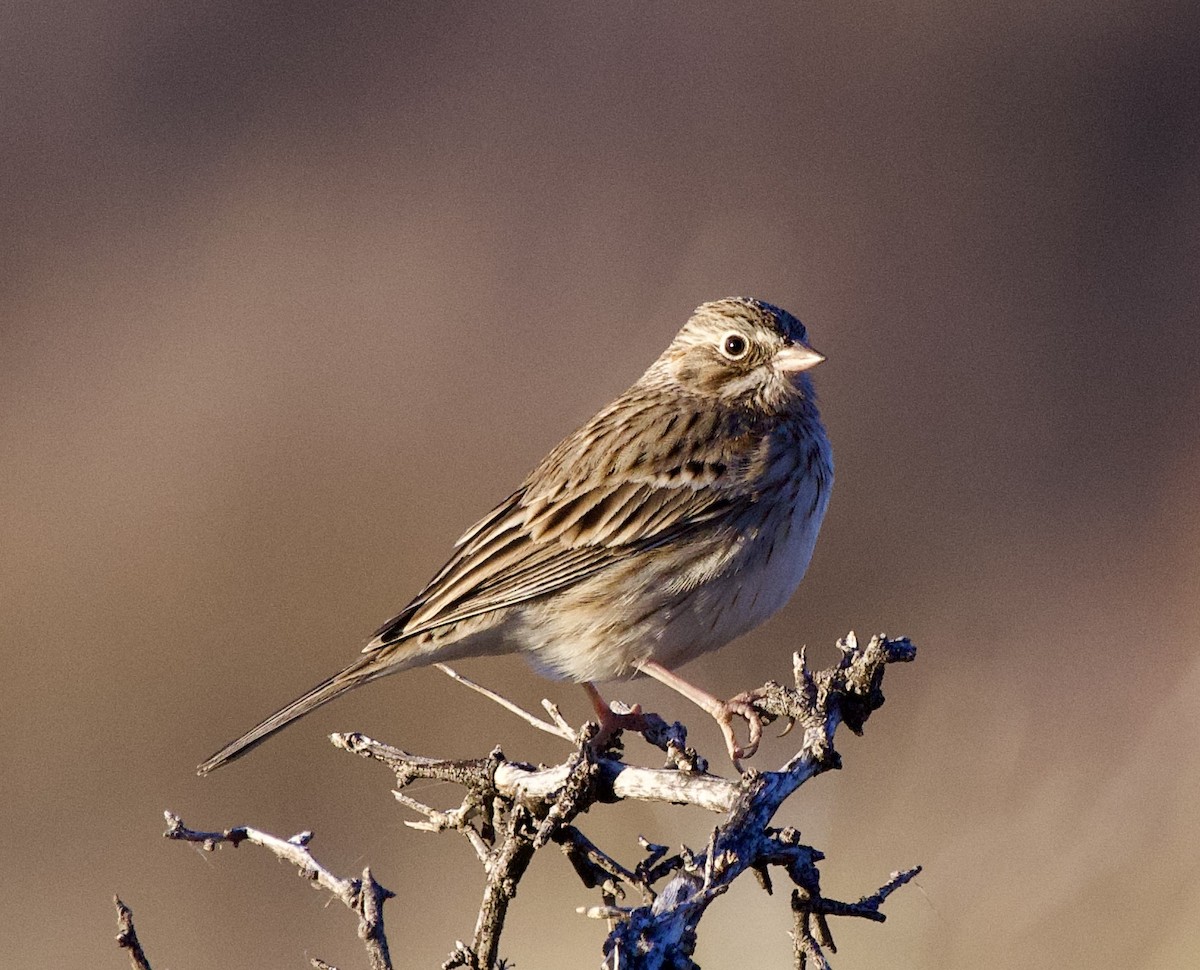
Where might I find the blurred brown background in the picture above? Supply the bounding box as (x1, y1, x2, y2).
(3, 1, 1199, 967)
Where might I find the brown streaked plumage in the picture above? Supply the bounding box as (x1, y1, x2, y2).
(197, 297, 832, 775)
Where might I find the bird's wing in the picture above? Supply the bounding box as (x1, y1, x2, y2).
(367, 402, 755, 648)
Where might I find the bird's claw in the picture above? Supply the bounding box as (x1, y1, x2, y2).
(715, 696, 764, 769)
(590, 702, 651, 750)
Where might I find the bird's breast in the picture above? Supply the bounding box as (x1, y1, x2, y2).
(516, 428, 832, 682)
(727, 475, 829, 635)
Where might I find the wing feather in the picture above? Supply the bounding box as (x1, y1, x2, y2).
(367, 398, 765, 650)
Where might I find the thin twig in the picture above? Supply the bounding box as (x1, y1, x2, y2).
(541, 698, 576, 735)
(163, 812, 395, 970)
(114, 896, 153, 970)
(555, 824, 655, 904)
(436, 663, 575, 740)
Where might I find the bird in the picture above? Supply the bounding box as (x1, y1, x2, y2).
(197, 297, 832, 775)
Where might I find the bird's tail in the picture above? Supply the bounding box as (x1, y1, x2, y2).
(196, 651, 402, 776)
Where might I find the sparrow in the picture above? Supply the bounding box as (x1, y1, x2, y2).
(198, 297, 831, 774)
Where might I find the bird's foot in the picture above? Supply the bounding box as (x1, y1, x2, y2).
(591, 702, 653, 750)
(634, 661, 770, 771)
(582, 683, 651, 750)
(712, 695, 764, 769)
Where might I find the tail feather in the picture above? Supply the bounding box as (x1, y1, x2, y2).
(196, 654, 391, 775)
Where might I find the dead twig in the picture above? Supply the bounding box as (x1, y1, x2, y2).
(114, 896, 153, 970)
(162, 812, 395, 970)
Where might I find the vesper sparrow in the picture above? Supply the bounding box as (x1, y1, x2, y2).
(198, 297, 832, 774)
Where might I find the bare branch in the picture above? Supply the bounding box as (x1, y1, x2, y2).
(541, 698, 575, 736)
(331, 731, 738, 812)
(163, 632, 916, 969)
(114, 896, 153, 970)
(555, 824, 653, 904)
(435, 663, 576, 740)
(163, 812, 395, 970)
(601, 633, 917, 969)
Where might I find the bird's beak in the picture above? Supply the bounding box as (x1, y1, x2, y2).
(773, 343, 826, 373)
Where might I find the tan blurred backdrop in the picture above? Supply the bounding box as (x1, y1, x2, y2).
(3, 2, 1199, 967)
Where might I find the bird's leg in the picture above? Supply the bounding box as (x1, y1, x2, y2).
(582, 682, 650, 748)
(636, 660, 763, 767)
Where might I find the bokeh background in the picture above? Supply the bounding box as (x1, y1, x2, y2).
(3, 2, 1199, 967)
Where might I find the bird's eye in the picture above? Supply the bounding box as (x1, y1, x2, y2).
(720, 333, 749, 360)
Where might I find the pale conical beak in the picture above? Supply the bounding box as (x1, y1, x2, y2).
(773, 343, 826, 373)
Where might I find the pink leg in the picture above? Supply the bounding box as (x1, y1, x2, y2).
(637, 660, 763, 766)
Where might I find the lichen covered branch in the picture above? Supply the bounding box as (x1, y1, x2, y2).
(600, 633, 917, 969)
(164, 632, 916, 969)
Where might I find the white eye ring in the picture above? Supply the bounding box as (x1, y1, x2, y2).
(719, 332, 749, 360)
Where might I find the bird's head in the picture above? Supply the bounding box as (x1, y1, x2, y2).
(656, 297, 825, 412)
